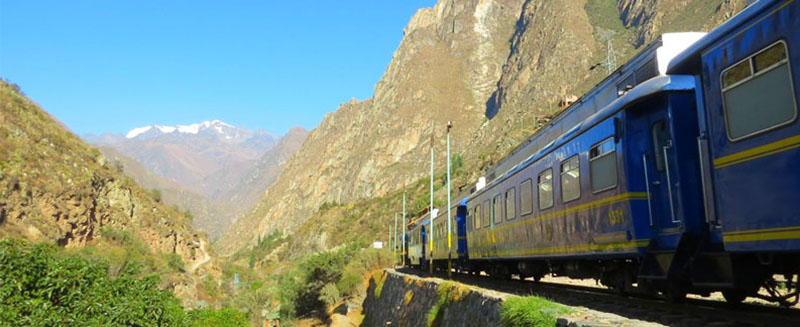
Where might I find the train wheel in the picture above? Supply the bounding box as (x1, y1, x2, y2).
(722, 289, 747, 304)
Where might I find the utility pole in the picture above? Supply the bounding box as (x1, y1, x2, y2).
(402, 188, 407, 266)
(429, 121, 435, 275)
(394, 212, 398, 266)
(446, 121, 452, 278)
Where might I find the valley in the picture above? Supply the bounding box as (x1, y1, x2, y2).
(2, 0, 774, 326)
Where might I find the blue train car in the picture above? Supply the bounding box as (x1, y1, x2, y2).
(429, 200, 470, 271)
(484, 33, 704, 183)
(464, 75, 702, 292)
(406, 217, 427, 269)
(407, 0, 797, 305)
(668, 0, 800, 304)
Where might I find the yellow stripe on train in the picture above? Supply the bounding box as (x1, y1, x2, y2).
(723, 225, 800, 243)
(470, 192, 649, 236)
(713, 134, 800, 169)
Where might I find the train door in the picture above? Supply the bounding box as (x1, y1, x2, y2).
(626, 96, 683, 248)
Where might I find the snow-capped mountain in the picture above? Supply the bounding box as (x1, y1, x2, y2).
(85, 120, 280, 200)
(83, 121, 307, 238)
(125, 120, 243, 141)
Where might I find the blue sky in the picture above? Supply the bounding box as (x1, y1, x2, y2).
(0, 0, 436, 136)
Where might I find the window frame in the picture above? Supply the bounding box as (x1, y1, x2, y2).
(493, 194, 503, 224)
(505, 187, 516, 221)
(519, 178, 534, 215)
(560, 155, 581, 203)
(589, 137, 618, 194)
(472, 206, 479, 231)
(719, 40, 798, 142)
(482, 200, 490, 228)
(538, 168, 554, 210)
(651, 120, 669, 172)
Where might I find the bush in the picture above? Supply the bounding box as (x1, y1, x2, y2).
(100, 225, 134, 245)
(336, 270, 363, 297)
(0, 239, 186, 326)
(278, 242, 360, 320)
(318, 283, 339, 306)
(183, 210, 194, 223)
(186, 308, 248, 327)
(150, 189, 162, 202)
(162, 252, 186, 272)
(500, 296, 567, 327)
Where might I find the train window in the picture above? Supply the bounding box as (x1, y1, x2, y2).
(472, 206, 479, 230)
(520, 179, 533, 215)
(482, 200, 490, 228)
(721, 41, 797, 141)
(652, 120, 670, 172)
(590, 138, 618, 193)
(493, 194, 502, 224)
(505, 188, 516, 220)
(538, 169, 554, 210)
(561, 156, 581, 202)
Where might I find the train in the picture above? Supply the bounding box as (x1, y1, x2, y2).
(404, 0, 799, 305)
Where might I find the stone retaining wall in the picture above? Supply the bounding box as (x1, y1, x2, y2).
(361, 270, 508, 327)
(360, 269, 666, 327)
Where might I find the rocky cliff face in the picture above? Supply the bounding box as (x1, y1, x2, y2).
(216, 126, 309, 217)
(618, 0, 746, 47)
(218, 0, 748, 255)
(218, 0, 527, 254)
(97, 146, 233, 240)
(0, 81, 217, 303)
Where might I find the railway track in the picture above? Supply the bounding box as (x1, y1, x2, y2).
(396, 267, 800, 327)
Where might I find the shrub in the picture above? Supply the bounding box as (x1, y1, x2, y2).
(100, 225, 134, 245)
(318, 283, 340, 306)
(500, 296, 567, 327)
(162, 252, 186, 272)
(183, 210, 194, 223)
(186, 308, 249, 327)
(150, 188, 162, 202)
(336, 270, 362, 297)
(0, 239, 186, 326)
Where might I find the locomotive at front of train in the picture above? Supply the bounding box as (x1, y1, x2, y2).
(668, 0, 800, 305)
(461, 33, 715, 296)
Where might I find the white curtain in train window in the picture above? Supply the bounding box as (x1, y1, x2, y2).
(520, 179, 533, 215)
(561, 156, 580, 202)
(590, 138, 617, 192)
(538, 169, 554, 209)
(722, 41, 797, 140)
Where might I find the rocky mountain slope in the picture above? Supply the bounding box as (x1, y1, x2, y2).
(218, 0, 747, 255)
(216, 126, 309, 212)
(96, 145, 233, 240)
(87, 121, 307, 238)
(0, 80, 218, 303)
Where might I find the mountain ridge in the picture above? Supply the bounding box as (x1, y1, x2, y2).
(217, 0, 748, 256)
(86, 121, 308, 238)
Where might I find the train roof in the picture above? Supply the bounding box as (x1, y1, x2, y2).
(667, 0, 779, 74)
(466, 75, 696, 202)
(482, 32, 704, 185)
